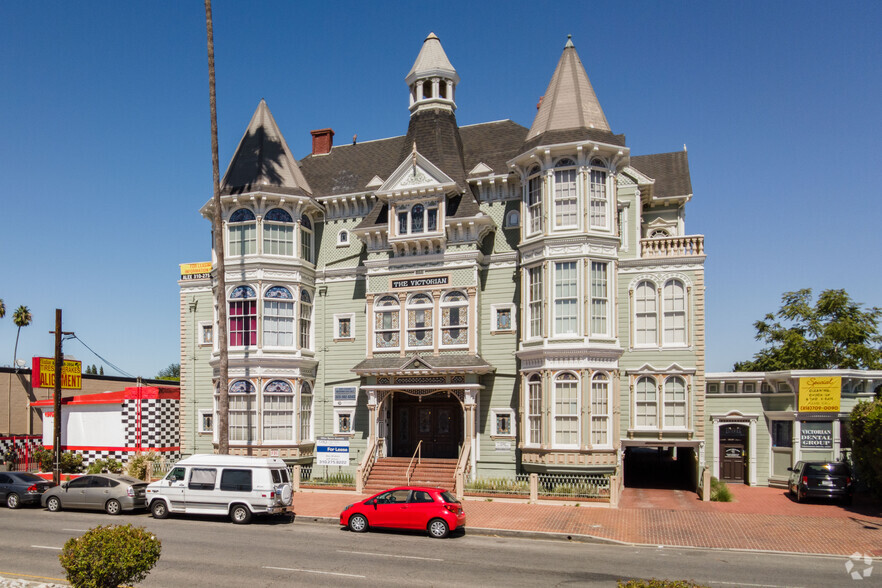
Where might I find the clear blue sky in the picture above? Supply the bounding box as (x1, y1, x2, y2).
(1, 1, 880, 378)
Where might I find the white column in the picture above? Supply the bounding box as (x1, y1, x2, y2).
(748, 418, 757, 486)
(712, 418, 720, 479)
(792, 419, 801, 465)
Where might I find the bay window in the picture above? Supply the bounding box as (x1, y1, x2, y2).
(527, 374, 542, 445)
(299, 289, 312, 349)
(553, 261, 578, 336)
(527, 166, 543, 234)
(263, 286, 294, 348)
(229, 380, 256, 443)
(229, 286, 257, 347)
(299, 382, 313, 441)
(300, 215, 313, 263)
(228, 208, 256, 256)
(554, 372, 579, 447)
(553, 159, 577, 228)
(589, 159, 608, 229)
(263, 380, 294, 441)
(263, 208, 293, 256)
(527, 266, 543, 339)
(591, 372, 610, 446)
(590, 261, 609, 336)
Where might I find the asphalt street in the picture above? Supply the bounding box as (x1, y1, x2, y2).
(0, 507, 864, 587)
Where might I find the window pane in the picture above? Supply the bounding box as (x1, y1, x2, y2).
(554, 168, 577, 227)
(554, 262, 578, 335)
(591, 262, 608, 335)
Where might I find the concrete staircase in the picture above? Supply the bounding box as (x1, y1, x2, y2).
(364, 457, 457, 494)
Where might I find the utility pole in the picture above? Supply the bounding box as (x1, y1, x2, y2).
(50, 309, 74, 486)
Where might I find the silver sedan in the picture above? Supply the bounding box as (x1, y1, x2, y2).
(41, 474, 148, 515)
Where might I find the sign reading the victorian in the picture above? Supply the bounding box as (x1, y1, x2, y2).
(798, 376, 841, 412)
(391, 275, 449, 289)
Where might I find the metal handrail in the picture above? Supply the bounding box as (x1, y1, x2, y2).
(406, 440, 422, 484)
(356, 437, 378, 493)
(454, 441, 471, 499)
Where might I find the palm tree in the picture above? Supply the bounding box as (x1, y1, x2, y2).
(205, 0, 229, 454)
(12, 305, 32, 366)
(0, 299, 6, 319)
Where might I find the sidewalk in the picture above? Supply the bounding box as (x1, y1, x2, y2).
(292, 484, 882, 556)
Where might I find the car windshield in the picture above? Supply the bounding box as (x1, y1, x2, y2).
(805, 463, 849, 476)
(13, 473, 44, 482)
(440, 491, 459, 504)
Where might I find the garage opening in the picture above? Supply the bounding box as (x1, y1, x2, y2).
(623, 446, 697, 490)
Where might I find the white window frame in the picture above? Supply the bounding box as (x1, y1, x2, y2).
(553, 159, 578, 229)
(198, 321, 213, 347)
(552, 372, 580, 449)
(198, 409, 213, 434)
(526, 374, 543, 447)
(263, 208, 294, 256)
(334, 313, 356, 341)
(263, 286, 295, 349)
(228, 286, 257, 349)
(504, 209, 520, 228)
(526, 166, 543, 236)
(299, 382, 314, 442)
(405, 293, 434, 350)
(663, 376, 688, 430)
(634, 280, 658, 348)
(373, 295, 401, 351)
(634, 376, 658, 430)
(262, 380, 295, 443)
(590, 372, 611, 448)
(588, 161, 609, 230)
(491, 408, 515, 438)
(662, 279, 687, 347)
(490, 303, 516, 334)
(299, 215, 314, 263)
(440, 291, 468, 348)
(299, 289, 313, 351)
(336, 229, 350, 247)
(228, 380, 257, 444)
(333, 408, 356, 436)
(590, 261, 609, 337)
(227, 208, 257, 256)
(526, 265, 543, 340)
(553, 261, 579, 337)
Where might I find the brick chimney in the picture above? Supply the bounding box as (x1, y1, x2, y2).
(311, 128, 334, 155)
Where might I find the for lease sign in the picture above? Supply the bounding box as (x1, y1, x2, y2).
(31, 357, 82, 390)
(798, 376, 841, 412)
(315, 436, 350, 466)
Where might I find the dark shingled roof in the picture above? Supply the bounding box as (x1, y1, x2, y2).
(300, 135, 406, 196)
(399, 109, 467, 192)
(521, 127, 626, 153)
(460, 120, 528, 176)
(352, 354, 494, 374)
(630, 151, 692, 198)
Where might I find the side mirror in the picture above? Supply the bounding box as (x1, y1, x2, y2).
(61, 482, 69, 490)
(786, 467, 793, 472)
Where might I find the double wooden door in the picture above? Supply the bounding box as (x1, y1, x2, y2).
(392, 396, 461, 458)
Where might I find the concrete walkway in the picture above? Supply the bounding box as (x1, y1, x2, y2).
(293, 484, 882, 556)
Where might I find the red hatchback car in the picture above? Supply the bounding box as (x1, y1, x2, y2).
(340, 486, 465, 538)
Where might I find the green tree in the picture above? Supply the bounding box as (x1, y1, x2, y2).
(734, 289, 882, 371)
(99, 366, 104, 376)
(12, 305, 32, 366)
(850, 398, 882, 496)
(156, 363, 180, 381)
(0, 298, 5, 319)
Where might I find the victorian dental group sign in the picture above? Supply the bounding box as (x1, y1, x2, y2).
(798, 376, 841, 412)
(31, 357, 82, 390)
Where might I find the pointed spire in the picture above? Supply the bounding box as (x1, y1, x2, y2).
(221, 99, 312, 196)
(525, 35, 611, 141)
(406, 32, 459, 85)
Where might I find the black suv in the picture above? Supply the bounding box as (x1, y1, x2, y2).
(787, 461, 853, 505)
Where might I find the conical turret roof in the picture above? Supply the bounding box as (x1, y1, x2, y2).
(220, 99, 312, 196)
(406, 32, 459, 85)
(525, 35, 610, 142)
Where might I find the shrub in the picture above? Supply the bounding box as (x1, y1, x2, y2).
(709, 477, 732, 502)
(59, 524, 161, 588)
(850, 398, 882, 497)
(465, 477, 529, 494)
(618, 581, 710, 588)
(125, 451, 160, 481)
(87, 459, 123, 475)
(33, 448, 84, 473)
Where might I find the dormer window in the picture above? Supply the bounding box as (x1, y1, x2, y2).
(396, 203, 440, 235)
(412, 204, 425, 232)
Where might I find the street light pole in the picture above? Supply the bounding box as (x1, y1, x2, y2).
(50, 309, 74, 486)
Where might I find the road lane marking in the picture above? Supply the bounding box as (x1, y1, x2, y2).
(63, 528, 89, 532)
(0, 571, 67, 582)
(711, 583, 801, 588)
(337, 550, 443, 562)
(31, 546, 62, 550)
(263, 566, 366, 578)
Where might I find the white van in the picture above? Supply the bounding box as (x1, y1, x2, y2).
(146, 454, 293, 524)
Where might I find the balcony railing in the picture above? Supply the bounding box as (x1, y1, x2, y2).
(641, 235, 705, 258)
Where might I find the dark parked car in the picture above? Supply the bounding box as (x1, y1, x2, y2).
(0, 472, 54, 508)
(42, 474, 148, 515)
(788, 461, 853, 505)
(340, 486, 465, 539)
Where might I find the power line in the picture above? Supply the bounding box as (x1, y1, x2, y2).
(67, 335, 136, 378)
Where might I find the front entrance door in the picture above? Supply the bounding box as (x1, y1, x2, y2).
(392, 394, 462, 458)
(719, 424, 747, 483)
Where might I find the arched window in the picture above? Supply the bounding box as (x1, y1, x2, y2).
(441, 291, 468, 346)
(589, 159, 608, 230)
(263, 286, 294, 348)
(664, 376, 687, 428)
(299, 289, 312, 350)
(300, 215, 313, 263)
(526, 165, 543, 234)
(635, 376, 658, 428)
(228, 208, 256, 256)
(527, 374, 542, 445)
(229, 286, 257, 347)
(337, 229, 349, 246)
(411, 204, 425, 233)
(635, 280, 657, 346)
(299, 382, 313, 441)
(229, 380, 256, 442)
(406, 293, 433, 348)
(263, 208, 293, 256)
(505, 209, 520, 228)
(554, 372, 579, 447)
(554, 158, 577, 228)
(663, 279, 687, 345)
(591, 372, 610, 446)
(374, 296, 400, 349)
(263, 380, 293, 441)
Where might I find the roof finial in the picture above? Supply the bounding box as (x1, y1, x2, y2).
(565, 34, 574, 48)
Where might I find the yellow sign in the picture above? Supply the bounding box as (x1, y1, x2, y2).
(32, 357, 82, 390)
(180, 261, 212, 280)
(798, 376, 841, 412)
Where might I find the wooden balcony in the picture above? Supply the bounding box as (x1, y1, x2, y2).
(640, 235, 705, 258)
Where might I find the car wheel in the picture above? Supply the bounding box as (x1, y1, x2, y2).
(348, 513, 368, 533)
(843, 495, 853, 506)
(151, 500, 169, 519)
(230, 504, 252, 525)
(6, 493, 21, 509)
(428, 518, 449, 539)
(105, 499, 122, 515)
(47, 496, 61, 512)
